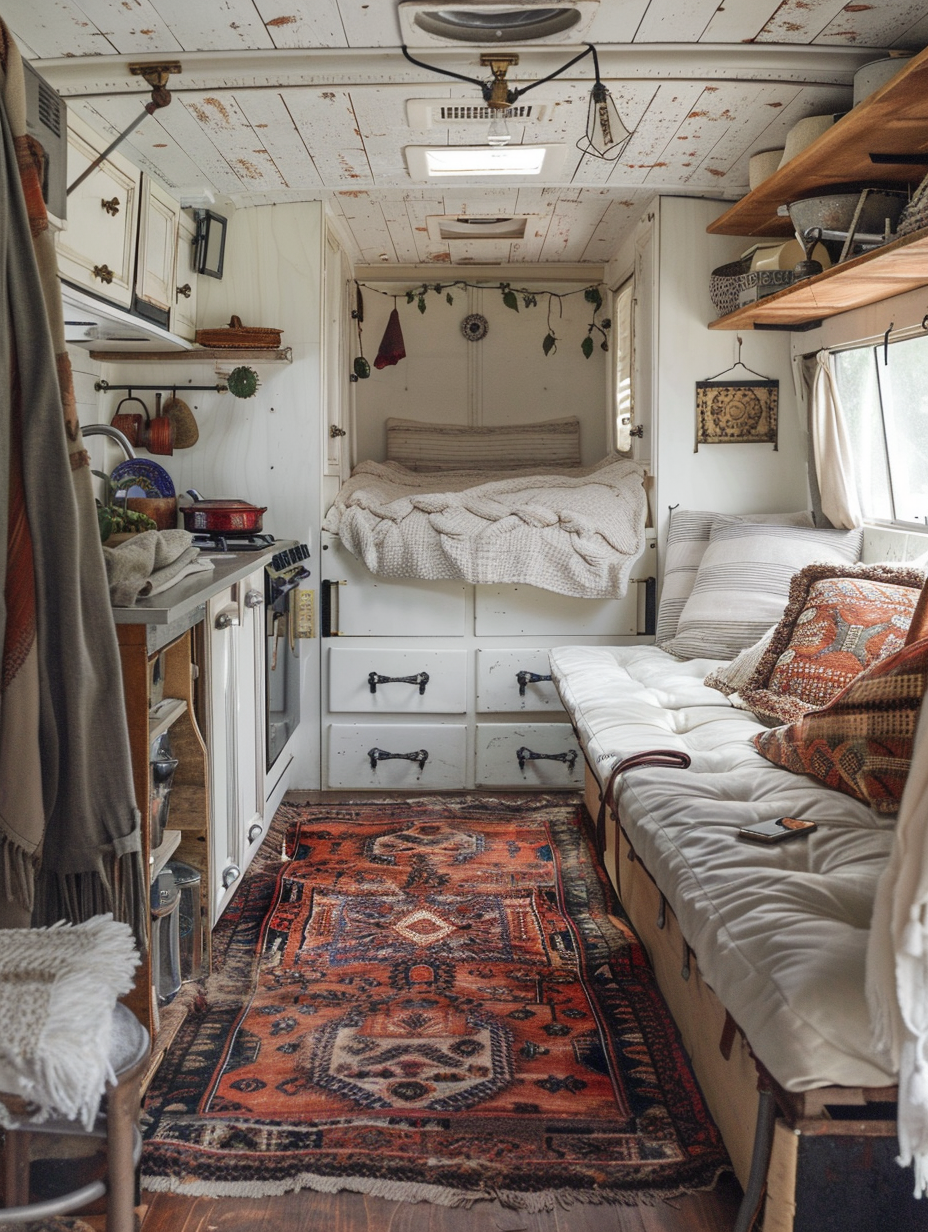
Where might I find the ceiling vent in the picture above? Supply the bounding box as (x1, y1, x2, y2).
(398, 1, 599, 47)
(406, 98, 547, 126)
(427, 214, 532, 240)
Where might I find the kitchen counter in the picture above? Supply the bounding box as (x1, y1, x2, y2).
(111, 541, 294, 653)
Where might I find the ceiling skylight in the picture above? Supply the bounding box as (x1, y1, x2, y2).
(406, 145, 565, 180)
(398, 2, 598, 47)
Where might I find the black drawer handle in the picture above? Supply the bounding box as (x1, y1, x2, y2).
(368, 671, 430, 695)
(516, 670, 552, 696)
(368, 747, 429, 771)
(516, 746, 578, 773)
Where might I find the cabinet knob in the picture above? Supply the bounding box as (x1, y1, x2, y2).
(248, 823, 263, 843)
(244, 589, 264, 608)
(101, 196, 120, 216)
(92, 264, 115, 285)
(329, 425, 347, 438)
(215, 611, 238, 629)
(222, 864, 241, 888)
(176, 282, 192, 299)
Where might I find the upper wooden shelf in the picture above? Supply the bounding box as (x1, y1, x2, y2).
(708, 224, 928, 330)
(88, 346, 292, 363)
(708, 46, 928, 238)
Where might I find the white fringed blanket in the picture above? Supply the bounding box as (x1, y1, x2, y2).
(322, 456, 648, 598)
(0, 916, 139, 1130)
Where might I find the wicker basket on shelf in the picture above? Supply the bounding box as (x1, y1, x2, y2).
(195, 315, 283, 348)
(709, 256, 753, 318)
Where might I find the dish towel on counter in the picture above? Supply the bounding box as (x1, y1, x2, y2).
(0, 22, 146, 944)
(0, 915, 139, 1130)
(867, 694, 928, 1197)
(103, 530, 214, 607)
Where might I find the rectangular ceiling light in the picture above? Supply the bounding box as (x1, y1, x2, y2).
(406, 145, 566, 180)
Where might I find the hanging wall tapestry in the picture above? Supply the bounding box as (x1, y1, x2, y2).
(694, 350, 778, 452)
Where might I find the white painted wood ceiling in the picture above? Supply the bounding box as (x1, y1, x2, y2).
(9, 0, 928, 266)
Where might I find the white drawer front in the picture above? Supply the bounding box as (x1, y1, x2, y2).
(476, 649, 564, 714)
(327, 723, 467, 789)
(476, 723, 582, 789)
(329, 648, 467, 713)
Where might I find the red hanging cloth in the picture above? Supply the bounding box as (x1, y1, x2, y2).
(374, 307, 406, 369)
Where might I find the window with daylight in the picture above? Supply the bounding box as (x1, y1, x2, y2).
(614, 277, 634, 454)
(832, 333, 928, 527)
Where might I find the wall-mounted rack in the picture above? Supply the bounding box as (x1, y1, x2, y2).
(94, 379, 228, 393)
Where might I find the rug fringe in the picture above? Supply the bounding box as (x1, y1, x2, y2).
(140, 1167, 731, 1211)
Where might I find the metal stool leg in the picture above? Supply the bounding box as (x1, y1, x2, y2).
(3, 1129, 31, 1207)
(734, 1088, 778, 1232)
(104, 1053, 147, 1232)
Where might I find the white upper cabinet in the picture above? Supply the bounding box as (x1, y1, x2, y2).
(56, 113, 140, 309)
(136, 176, 180, 317)
(172, 209, 198, 341)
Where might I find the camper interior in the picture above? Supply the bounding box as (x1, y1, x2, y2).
(2, 1, 928, 1229)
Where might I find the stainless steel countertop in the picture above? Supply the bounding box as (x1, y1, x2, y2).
(111, 543, 285, 626)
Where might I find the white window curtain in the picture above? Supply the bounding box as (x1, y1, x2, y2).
(810, 349, 863, 529)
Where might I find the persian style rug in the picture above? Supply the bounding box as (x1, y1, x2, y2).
(142, 797, 728, 1208)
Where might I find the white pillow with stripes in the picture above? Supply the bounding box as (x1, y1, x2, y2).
(664, 520, 863, 662)
(385, 416, 581, 473)
(655, 508, 815, 649)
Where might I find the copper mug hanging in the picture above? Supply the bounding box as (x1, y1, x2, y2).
(110, 394, 147, 447)
(141, 392, 175, 456)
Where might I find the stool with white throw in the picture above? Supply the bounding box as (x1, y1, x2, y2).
(0, 916, 148, 1231)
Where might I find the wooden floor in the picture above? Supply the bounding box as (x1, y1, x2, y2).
(141, 1174, 743, 1232)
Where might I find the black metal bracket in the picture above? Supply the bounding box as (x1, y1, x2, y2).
(368, 671, 429, 695)
(516, 670, 552, 696)
(753, 320, 823, 333)
(516, 746, 578, 773)
(368, 747, 429, 771)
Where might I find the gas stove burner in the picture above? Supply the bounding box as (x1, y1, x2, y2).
(192, 531, 276, 553)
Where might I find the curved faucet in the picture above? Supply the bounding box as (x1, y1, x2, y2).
(82, 423, 137, 460)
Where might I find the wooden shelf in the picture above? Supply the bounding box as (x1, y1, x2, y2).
(708, 46, 928, 238)
(88, 346, 292, 363)
(149, 697, 187, 744)
(708, 224, 928, 330)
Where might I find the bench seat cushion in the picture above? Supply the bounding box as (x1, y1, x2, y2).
(548, 644, 896, 1093)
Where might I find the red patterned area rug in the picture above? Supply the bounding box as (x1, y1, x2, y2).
(142, 797, 728, 1209)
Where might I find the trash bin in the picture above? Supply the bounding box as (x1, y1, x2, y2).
(150, 867, 181, 1005)
(166, 859, 203, 982)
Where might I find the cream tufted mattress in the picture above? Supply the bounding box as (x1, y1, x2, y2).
(548, 644, 897, 1093)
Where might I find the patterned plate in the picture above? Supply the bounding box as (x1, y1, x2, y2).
(110, 459, 176, 498)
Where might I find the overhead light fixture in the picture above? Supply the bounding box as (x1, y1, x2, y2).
(401, 42, 634, 160)
(406, 144, 566, 180)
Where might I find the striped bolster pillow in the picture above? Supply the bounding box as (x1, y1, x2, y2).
(385, 416, 581, 473)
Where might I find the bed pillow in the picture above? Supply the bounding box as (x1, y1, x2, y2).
(663, 520, 863, 661)
(753, 635, 928, 814)
(655, 508, 814, 648)
(385, 416, 581, 473)
(906, 580, 928, 645)
(738, 564, 925, 724)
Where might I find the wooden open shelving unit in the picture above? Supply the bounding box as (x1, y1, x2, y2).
(708, 46, 928, 239)
(709, 224, 928, 330)
(706, 44, 928, 331)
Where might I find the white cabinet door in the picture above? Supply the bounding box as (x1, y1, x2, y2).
(328, 647, 467, 713)
(172, 209, 198, 340)
(56, 114, 140, 308)
(204, 569, 266, 924)
(328, 723, 467, 789)
(476, 648, 564, 714)
(321, 533, 466, 636)
(476, 723, 582, 789)
(136, 176, 180, 315)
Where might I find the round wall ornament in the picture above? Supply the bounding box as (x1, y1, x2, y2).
(461, 313, 489, 342)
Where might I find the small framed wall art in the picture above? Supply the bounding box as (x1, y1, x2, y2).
(694, 349, 778, 451)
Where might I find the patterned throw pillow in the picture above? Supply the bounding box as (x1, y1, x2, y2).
(655, 508, 814, 648)
(738, 564, 925, 724)
(753, 635, 928, 814)
(664, 521, 863, 661)
(703, 625, 777, 699)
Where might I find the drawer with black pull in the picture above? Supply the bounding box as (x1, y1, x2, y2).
(328, 648, 467, 713)
(476, 648, 565, 714)
(475, 723, 582, 789)
(327, 723, 467, 789)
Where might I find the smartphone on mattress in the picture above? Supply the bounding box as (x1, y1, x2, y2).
(738, 816, 817, 844)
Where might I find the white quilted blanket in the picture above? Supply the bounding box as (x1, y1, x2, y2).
(322, 456, 648, 598)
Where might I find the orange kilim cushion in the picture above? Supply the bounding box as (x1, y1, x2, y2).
(753, 634, 928, 814)
(739, 563, 925, 725)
